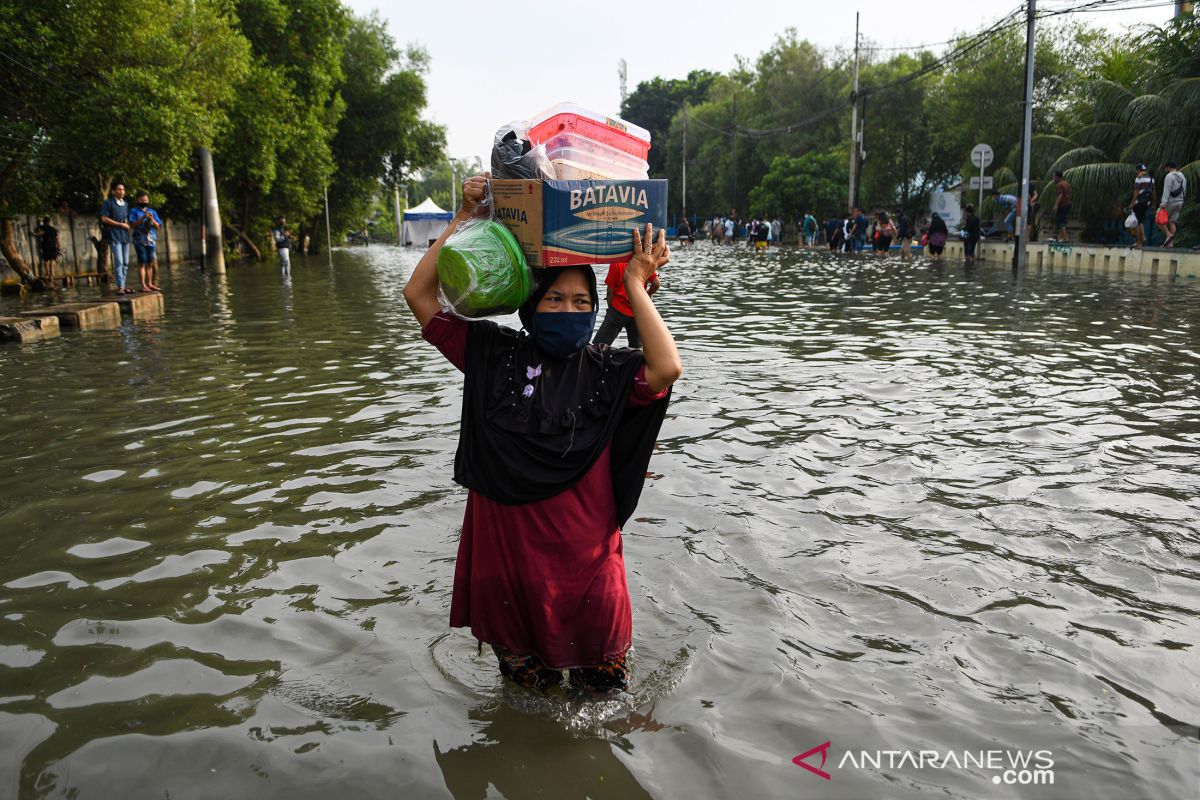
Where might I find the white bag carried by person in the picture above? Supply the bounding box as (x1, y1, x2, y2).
(1124, 211, 1139, 229)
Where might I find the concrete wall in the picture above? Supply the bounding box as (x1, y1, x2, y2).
(943, 239, 1200, 280)
(2, 213, 203, 280)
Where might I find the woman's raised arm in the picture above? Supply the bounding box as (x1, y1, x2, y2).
(624, 223, 682, 393)
(403, 173, 490, 328)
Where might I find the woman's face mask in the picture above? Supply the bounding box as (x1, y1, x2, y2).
(529, 269, 596, 358)
(533, 312, 594, 358)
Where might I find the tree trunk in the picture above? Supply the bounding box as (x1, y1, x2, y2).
(90, 235, 110, 274)
(224, 219, 263, 261)
(1, 218, 46, 290)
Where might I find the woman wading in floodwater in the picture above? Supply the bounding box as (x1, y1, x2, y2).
(403, 173, 681, 693)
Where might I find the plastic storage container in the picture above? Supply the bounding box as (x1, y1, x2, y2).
(437, 219, 532, 318)
(543, 132, 649, 180)
(528, 102, 651, 161)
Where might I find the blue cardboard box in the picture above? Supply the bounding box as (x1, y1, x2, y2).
(492, 179, 667, 266)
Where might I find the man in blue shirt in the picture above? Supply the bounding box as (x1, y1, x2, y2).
(128, 190, 162, 292)
(851, 207, 868, 253)
(99, 183, 132, 293)
(996, 192, 1018, 242)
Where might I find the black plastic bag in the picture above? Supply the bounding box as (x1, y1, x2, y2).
(490, 122, 555, 180)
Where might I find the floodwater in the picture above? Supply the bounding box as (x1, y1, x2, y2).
(0, 244, 1197, 800)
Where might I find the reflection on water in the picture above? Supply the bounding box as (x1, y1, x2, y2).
(0, 246, 1197, 799)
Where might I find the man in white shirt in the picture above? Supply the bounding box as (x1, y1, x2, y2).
(1158, 161, 1187, 247)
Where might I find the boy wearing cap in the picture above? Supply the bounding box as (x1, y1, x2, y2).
(1130, 162, 1155, 247)
(1158, 161, 1187, 247)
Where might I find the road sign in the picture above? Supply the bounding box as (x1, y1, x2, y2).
(968, 176, 994, 190)
(970, 143, 994, 169)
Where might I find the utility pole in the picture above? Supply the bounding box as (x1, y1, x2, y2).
(393, 187, 402, 246)
(449, 160, 456, 213)
(199, 147, 224, 274)
(618, 59, 628, 107)
(848, 11, 860, 213)
(682, 103, 688, 223)
(324, 185, 333, 267)
(1015, 0, 1035, 274)
(731, 92, 738, 215)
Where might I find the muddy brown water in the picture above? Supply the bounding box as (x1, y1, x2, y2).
(0, 244, 1197, 799)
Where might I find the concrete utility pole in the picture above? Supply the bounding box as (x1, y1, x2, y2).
(1015, 0, 1036, 274)
(618, 59, 628, 107)
(682, 103, 688, 222)
(393, 187, 403, 246)
(199, 147, 224, 274)
(848, 12, 860, 213)
(324, 185, 333, 267)
(731, 92, 738, 214)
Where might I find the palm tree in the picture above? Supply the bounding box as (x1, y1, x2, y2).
(1044, 17, 1199, 244)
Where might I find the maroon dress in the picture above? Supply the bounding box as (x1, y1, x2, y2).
(423, 312, 666, 669)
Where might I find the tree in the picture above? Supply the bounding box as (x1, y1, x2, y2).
(0, 0, 249, 285)
(1049, 17, 1199, 245)
(748, 149, 847, 221)
(327, 15, 445, 239)
(408, 157, 483, 214)
(620, 70, 718, 177)
(858, 52, 944, 214)
(215, 0, 349, 256)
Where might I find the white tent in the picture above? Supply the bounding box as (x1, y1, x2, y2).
(402, 197, 453, 247)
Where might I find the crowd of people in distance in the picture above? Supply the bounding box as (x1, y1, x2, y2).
(692, 159, 1188, 261)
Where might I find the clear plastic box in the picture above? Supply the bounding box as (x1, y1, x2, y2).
(544, 133, 649, 180)
(528, 102, 651, 161)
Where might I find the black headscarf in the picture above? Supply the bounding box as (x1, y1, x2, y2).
(455, 266, 671, 527)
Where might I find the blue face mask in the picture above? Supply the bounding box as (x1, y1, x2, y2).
(533, 311, 595, 359)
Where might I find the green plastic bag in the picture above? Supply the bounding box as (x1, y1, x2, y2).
(437, 216, 532, 319)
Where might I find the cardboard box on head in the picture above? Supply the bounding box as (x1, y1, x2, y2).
(492, 179, 667, 267)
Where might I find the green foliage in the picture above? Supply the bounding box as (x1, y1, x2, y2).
(0, 0, 443, 259)
(1050, 18, 1200, 244)
(0, 0, 250, 213)
(748, 150, 847, 221)
(408, 157, 483, 214)
(620, 70, 718, 177)
(212, 1, 444, 252)
(858, 51, 946, 214)
(326, 15, 445, 237)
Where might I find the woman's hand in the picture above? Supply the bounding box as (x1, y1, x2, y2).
(627, 223, 669, 287)
(623, 223, 681, 392)
(460, 173, 491, 217)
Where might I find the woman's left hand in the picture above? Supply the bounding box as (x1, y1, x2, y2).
(628, 223, 669, 287)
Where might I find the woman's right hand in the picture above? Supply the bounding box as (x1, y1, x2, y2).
(460, 173, 491, 217)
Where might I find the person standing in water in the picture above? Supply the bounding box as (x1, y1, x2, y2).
(272, 216, 291, 272)
(802, 212, 818, 248)
(926, 212, 948, 261)
(404, 173, 681, 693)
(594, 260, 659, 348)
(962, 204, 982, 264)
(895, 210, 915, 260)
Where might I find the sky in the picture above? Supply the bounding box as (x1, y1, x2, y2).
(345, 0, 1176, 168)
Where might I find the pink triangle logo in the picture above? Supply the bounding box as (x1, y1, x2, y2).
(793, 741, 832, 780)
